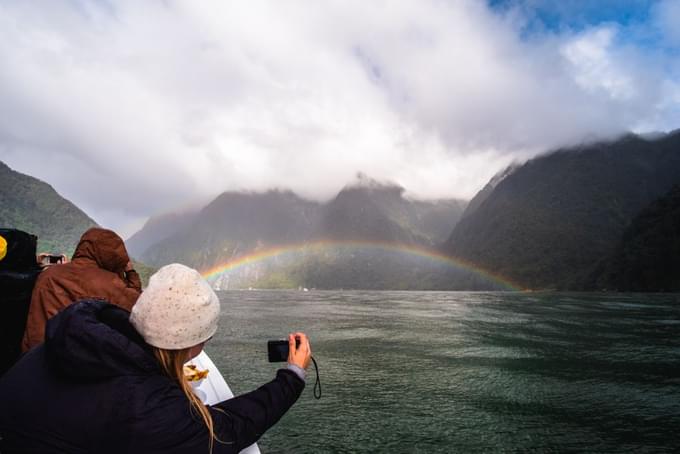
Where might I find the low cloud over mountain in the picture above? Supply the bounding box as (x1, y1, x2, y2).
(1, 1, 679, 235)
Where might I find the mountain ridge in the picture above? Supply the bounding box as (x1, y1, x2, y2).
(0, 161, 98, 254)
(445, 131, 680, 289)
(4, 129, 679, 291)
(133, 180, 468, 289)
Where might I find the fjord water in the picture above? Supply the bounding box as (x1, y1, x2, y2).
(208, 291, 680, 453)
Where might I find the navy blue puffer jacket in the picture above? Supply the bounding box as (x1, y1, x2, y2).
(0, 300, 304, 453)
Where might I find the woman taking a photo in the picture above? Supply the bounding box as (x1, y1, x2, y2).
(0, 263, 310, 453)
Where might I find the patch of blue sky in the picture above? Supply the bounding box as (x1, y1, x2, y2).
(488, 0, 678, 55)
(488, 0, 654, 32)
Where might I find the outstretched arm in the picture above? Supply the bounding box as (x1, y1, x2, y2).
(210, 369, 305, 452)
(210, 332, 312, 452)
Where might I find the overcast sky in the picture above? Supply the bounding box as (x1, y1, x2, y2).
(1, 0, 679, 237)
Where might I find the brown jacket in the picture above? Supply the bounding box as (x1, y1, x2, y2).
(21, 228, 142, 351)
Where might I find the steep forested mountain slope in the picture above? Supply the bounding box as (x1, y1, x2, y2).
(596, 184, 680, 292)
(0, 161, 97, 253)
(445, 132, 680, 289)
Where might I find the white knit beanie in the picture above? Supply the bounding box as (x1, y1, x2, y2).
(130, 263, 220, 349)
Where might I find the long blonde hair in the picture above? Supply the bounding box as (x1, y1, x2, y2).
(153, 347, 217, 453)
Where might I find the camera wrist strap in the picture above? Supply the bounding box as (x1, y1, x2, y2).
(311, 356, 321, 399)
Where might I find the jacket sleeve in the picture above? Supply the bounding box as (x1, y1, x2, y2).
(210, 369, 305, 452)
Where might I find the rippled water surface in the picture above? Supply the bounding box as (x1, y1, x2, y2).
(207, 291, 680, 453)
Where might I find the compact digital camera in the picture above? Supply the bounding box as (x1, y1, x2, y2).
(267, 338, 300, 362)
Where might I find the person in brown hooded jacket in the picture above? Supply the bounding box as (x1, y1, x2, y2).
(21, 227, 142, 352)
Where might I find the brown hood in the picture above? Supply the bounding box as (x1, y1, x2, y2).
(71, 228, 130, 274)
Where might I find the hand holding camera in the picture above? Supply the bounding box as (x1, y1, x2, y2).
(268, 332, 311, 369)
(268, 332, 320, 398)
(287, 332, 311, 370)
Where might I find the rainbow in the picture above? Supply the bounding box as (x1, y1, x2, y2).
(201, 240, 524, 291)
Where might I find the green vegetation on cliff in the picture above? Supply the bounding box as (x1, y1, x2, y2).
(0, 161, 98, 254)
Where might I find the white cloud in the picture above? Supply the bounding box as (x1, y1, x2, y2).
(0, 0, 678, 236)
(561, 27, 634, 100)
